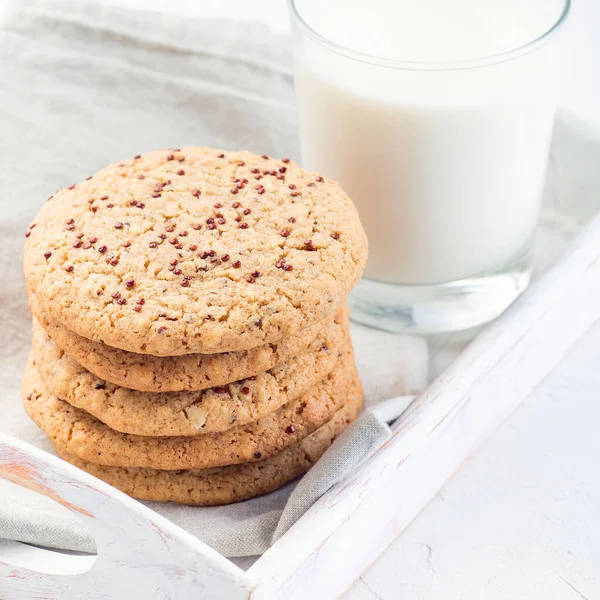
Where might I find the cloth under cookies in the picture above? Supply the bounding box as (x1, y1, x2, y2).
(0, 0, 429, 557)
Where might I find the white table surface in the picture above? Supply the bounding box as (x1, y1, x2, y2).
(9, 1, 600, 598)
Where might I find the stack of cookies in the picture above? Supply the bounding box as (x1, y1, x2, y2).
(21, 148, 368, 506)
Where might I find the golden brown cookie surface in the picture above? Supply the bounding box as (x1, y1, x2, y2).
(30, 293, 348, 393)
(56, 390, 362, 506)
(24, 148, 367, 355)
(32, 317, 349, 436)
(22, 346, 359, 470)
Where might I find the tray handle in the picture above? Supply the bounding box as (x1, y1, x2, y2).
(0, 434, 258, 600)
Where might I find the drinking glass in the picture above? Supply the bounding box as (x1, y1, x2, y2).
(289, 0, 571, 333)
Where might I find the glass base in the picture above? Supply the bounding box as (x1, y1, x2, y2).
(349, 255, 532, 334)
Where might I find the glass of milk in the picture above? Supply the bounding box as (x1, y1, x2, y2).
(289, 0, 570, 333)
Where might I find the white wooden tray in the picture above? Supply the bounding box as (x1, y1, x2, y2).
(1, 113, 600, 599)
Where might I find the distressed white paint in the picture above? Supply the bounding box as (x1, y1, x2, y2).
(0, 437, 259, 600)
(350, 317, 600, 600)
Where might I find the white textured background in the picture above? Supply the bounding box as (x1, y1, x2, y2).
(4, 1, 600, 598)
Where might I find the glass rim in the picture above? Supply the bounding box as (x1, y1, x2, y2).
(288, 0, 571, 71)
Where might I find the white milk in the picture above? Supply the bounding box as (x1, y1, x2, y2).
(292, 0, 561, 284)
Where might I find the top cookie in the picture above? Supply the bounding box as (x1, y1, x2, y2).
(23, 148, 367, 355)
